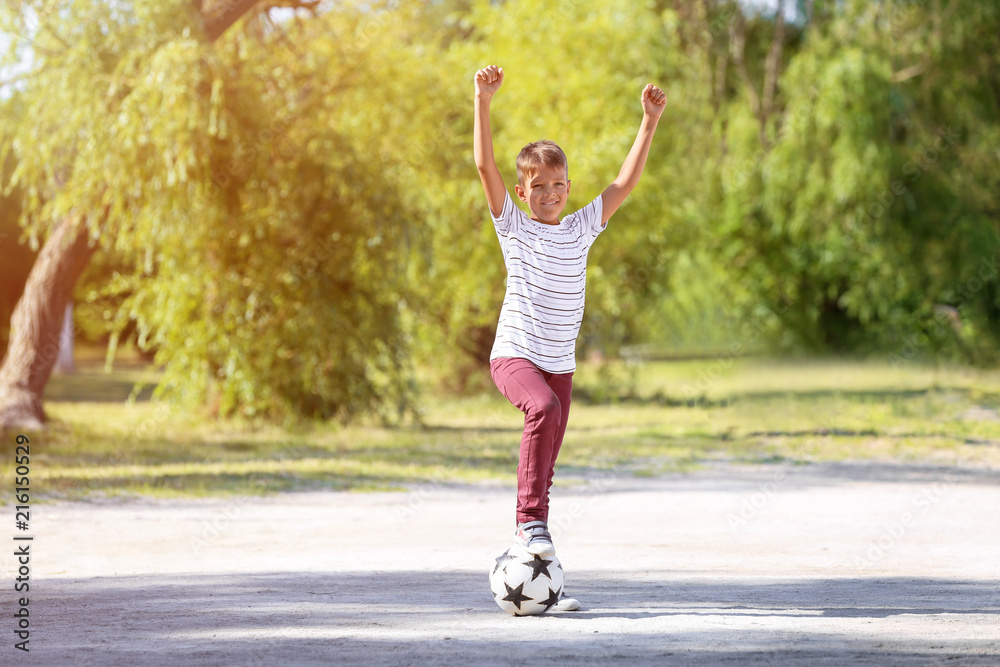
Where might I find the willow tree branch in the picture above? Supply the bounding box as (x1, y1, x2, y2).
(891, 61, 931, 83)
(761, 0, 786, 122)
(728, 15, 761, 121)
(201, 0, 264, 42)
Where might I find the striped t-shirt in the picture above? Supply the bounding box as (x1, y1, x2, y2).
(490, 191, 606, 373)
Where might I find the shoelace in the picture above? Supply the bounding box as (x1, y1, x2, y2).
(526, 525, 552, 542)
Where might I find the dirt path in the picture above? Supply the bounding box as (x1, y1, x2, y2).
(7, 463, 1000, 665)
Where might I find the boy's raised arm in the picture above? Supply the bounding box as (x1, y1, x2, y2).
(600, 83, 667, 226)
(474, 65, 507, 218)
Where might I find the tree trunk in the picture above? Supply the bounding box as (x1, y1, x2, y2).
(55, 302, 76, 374)
(0, 220, 97, 429)
(0, 0, 265, 431)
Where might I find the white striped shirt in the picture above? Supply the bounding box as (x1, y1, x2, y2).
(490, 191, 606, 373)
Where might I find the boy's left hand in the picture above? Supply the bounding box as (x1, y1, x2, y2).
(641, 83, 667, 119)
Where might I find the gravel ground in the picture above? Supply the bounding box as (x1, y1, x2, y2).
(6, 462, 1000, 666)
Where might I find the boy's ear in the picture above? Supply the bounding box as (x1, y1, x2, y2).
(514, 183, 528, 202)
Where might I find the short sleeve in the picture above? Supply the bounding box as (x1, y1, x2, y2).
(491, 191, 519, 235)
(569, 195, 605, 246)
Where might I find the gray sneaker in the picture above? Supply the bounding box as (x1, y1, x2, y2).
(514, 520, 554, 556)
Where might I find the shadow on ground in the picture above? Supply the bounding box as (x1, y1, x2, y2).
(26, 571, 1000, 666)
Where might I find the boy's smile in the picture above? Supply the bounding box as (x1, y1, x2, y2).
(515, 164, 571, 225)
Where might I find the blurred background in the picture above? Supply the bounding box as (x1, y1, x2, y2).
(1, 0, 998, 494)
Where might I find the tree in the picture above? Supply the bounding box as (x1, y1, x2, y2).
(0, 0, 303, 429)
(883, 0, 1000, 363)
(709, 0, 1000, 357)
(715, 1, 896, 351)
(114, 3, 434, 420)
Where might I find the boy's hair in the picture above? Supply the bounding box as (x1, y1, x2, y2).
(516, 140, 568, 185)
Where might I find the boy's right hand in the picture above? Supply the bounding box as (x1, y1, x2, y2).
(474, 65, 504, 99)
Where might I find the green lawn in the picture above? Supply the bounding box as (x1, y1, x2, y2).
(4, 355, 999, 499)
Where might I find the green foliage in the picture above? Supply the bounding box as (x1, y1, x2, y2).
(883, 0, 1000, 364)
(2, 1, 427, 420)
(720, 8, 896, 350)
(120, 4, 436, 421)
(3, 0, 1000, 423)
(707, 0, 1000, 360)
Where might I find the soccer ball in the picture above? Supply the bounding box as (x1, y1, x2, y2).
(489, 544, 564, 616)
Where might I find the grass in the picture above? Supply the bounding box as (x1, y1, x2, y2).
(3, 353, 1000, 499)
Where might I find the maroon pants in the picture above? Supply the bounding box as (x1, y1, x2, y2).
(490, 357, 573, 525)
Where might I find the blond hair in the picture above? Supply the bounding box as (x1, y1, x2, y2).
(516, 140, 568, 185)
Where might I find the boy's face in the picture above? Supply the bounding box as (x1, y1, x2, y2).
(515, 164, 571, 224)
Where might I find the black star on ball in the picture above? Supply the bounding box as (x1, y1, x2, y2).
(539, 587, 561, 612)
(493, 548, 514, 575)
(526, 554, 554, 581)
(502, 582, 532, 610)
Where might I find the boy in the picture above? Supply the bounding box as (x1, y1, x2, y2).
(474, 65, 665, 609)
